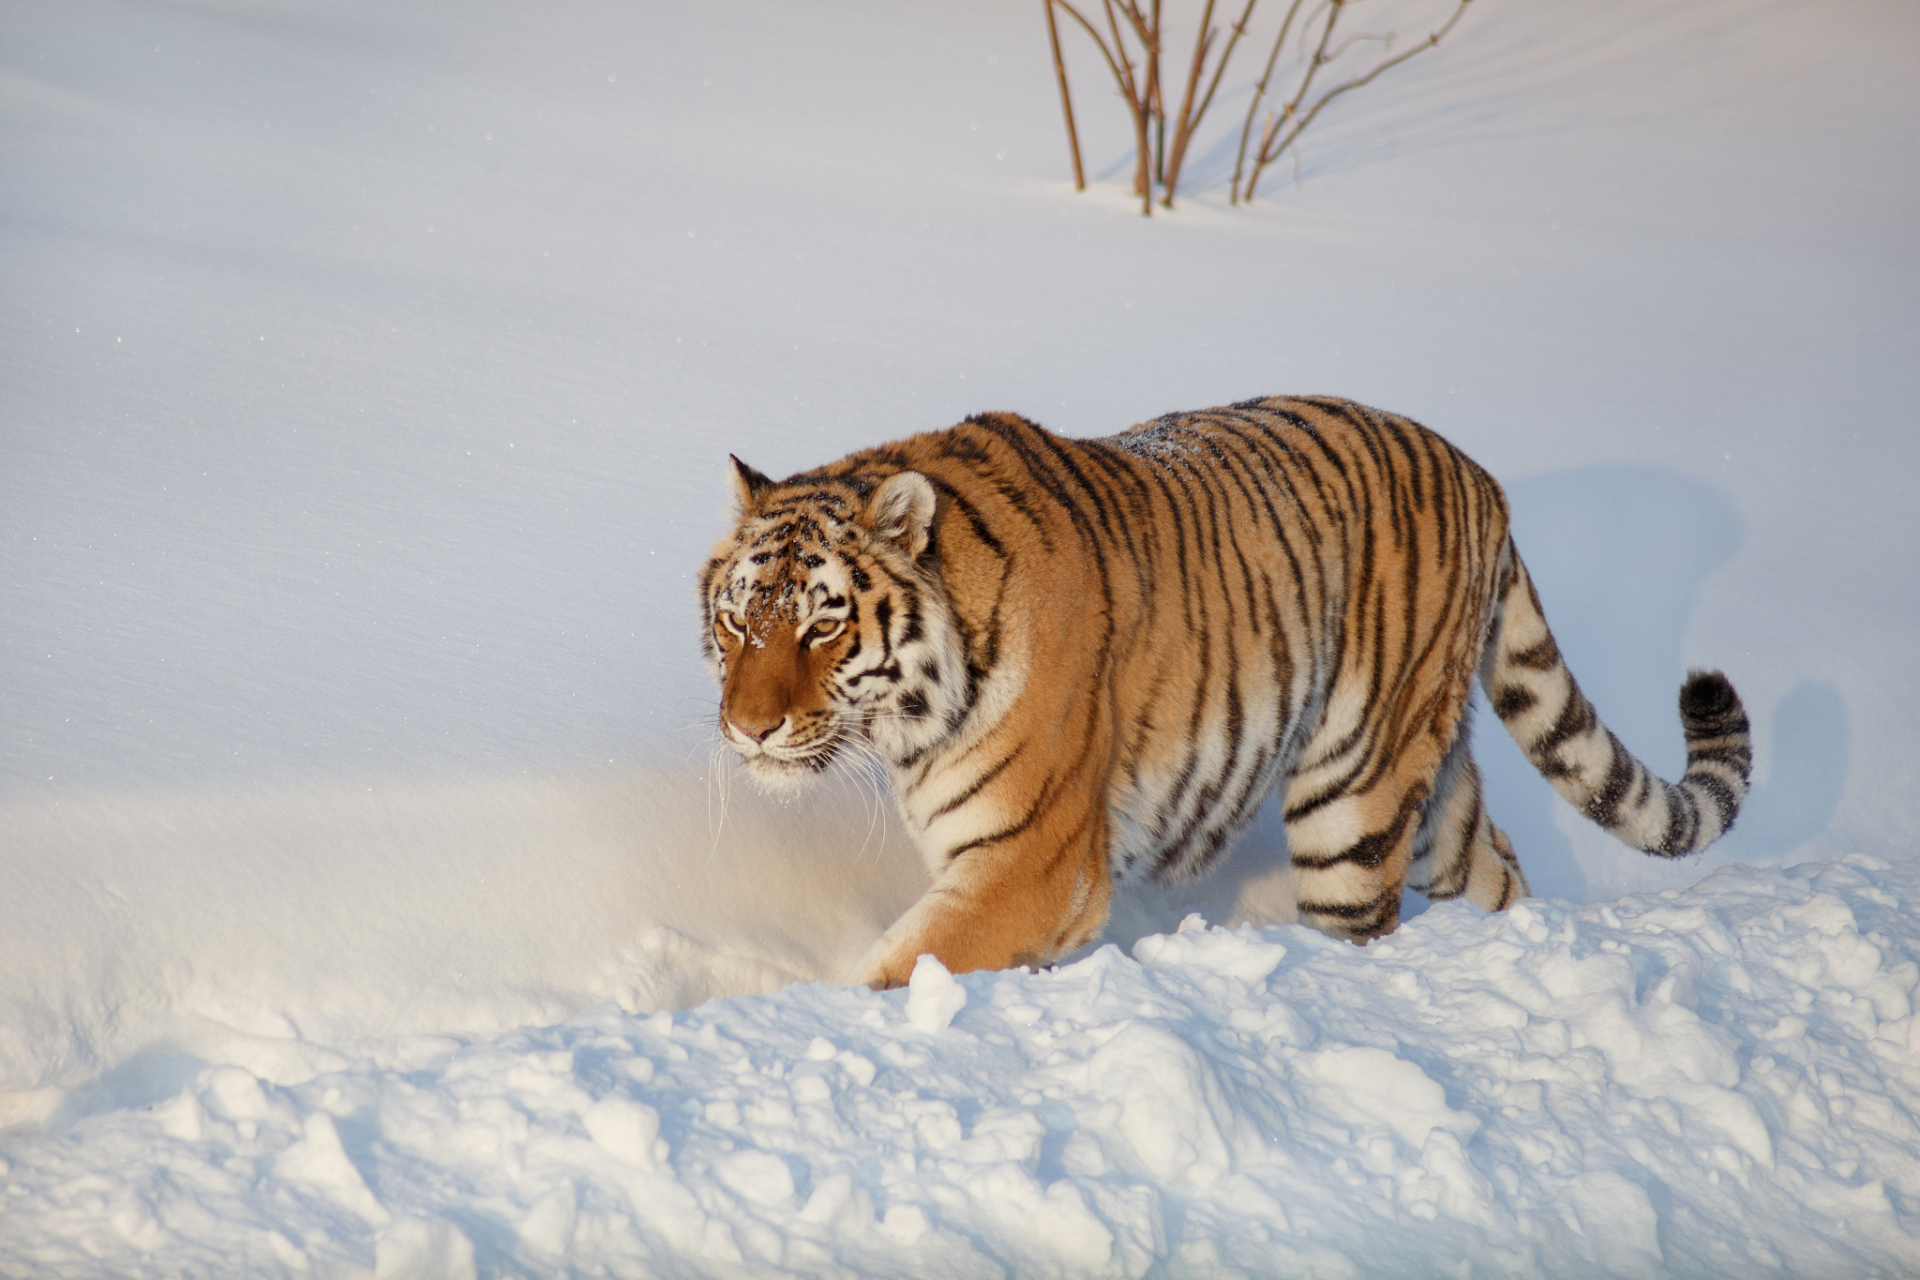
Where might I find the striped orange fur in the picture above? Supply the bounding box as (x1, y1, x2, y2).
(700, 396, 1752, 988)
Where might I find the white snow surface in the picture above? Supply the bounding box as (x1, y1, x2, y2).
(3, 0, 1918, 1273)
(5, 858, 1920, 1277)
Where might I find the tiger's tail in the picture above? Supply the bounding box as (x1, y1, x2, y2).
(1480, 539, 1752, 857)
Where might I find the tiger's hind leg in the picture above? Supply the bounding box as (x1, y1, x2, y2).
(1284, 722, 1448, 943)
(1404, 721, 1529, 912)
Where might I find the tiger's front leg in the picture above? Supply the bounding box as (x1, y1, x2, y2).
(844, 800, 1115, 990)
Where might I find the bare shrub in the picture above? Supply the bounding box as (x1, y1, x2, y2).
(1042, 0, 1472, 215)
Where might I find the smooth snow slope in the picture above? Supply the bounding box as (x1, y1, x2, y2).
(2, 0, 1918, 1270)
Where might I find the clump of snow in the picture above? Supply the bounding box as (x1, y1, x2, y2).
(5, 856, 1918, 1276)
(904, 953, 969, 1033)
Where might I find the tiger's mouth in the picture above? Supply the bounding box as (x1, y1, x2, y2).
(726, 727, 844, 791)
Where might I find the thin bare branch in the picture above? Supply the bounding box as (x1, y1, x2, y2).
(1190, 0, 1259, 138)
(1244, 0, 1471, 200)
(1051, 0, 1127, 84)
(1101, 0, 1154, 213)
(1231, 0, 1306, 203)
(1164, 0, 1262, 207)
(1324, 29, 1391, 64)
(1243, 0, 1345, 200)
(1043, 0, 1087, 190)
(1052, 0, 1151, 213)
(1102, 0, 1162, 210)
(1162, 0, 1218, 205)
(1148, 0, 1165, 189)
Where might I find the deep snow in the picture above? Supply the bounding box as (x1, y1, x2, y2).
(3, 0, 1918, 1273)
(5, 858, 1920, 1277)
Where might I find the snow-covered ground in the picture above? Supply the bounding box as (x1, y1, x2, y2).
(2, 0, 1916, 1274)
(6, 857, 1920, 1277)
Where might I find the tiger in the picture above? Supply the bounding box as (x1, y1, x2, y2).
(699, 396, 1753, 990)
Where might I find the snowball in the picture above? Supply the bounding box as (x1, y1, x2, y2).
(904, 953, 968, 1032)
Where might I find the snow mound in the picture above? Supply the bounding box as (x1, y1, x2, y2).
(4, 856, 1917, 1278)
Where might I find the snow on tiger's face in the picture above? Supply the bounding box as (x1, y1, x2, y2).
(700, 461, 966, 791)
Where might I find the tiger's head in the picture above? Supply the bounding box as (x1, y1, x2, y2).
(699, 455, 968, 790)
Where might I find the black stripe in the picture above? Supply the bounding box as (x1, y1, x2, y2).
(926, 744, 1025, 821)
(945, 789, 1048, 862)
(1531, 688, 1596, 764)
(1508, 637, 1562, 670)
(1291, 794, 1420, 870)
(1296, 884, 1395, 923)
(1491, 684, 1536, 719)
(1583, 732, 1638, 828)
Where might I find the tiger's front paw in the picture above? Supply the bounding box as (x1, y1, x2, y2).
(844, 938, 915, 990)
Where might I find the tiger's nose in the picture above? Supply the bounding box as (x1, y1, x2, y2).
(728, 715, 784, 744)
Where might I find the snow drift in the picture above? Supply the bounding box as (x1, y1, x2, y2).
(4, 857, 1918, 1276)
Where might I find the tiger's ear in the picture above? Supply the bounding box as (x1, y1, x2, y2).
(863, 470, 938, 560)
(729, 455, 774, 516)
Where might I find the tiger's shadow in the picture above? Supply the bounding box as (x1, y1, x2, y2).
(1102, 464, 1847, 951)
